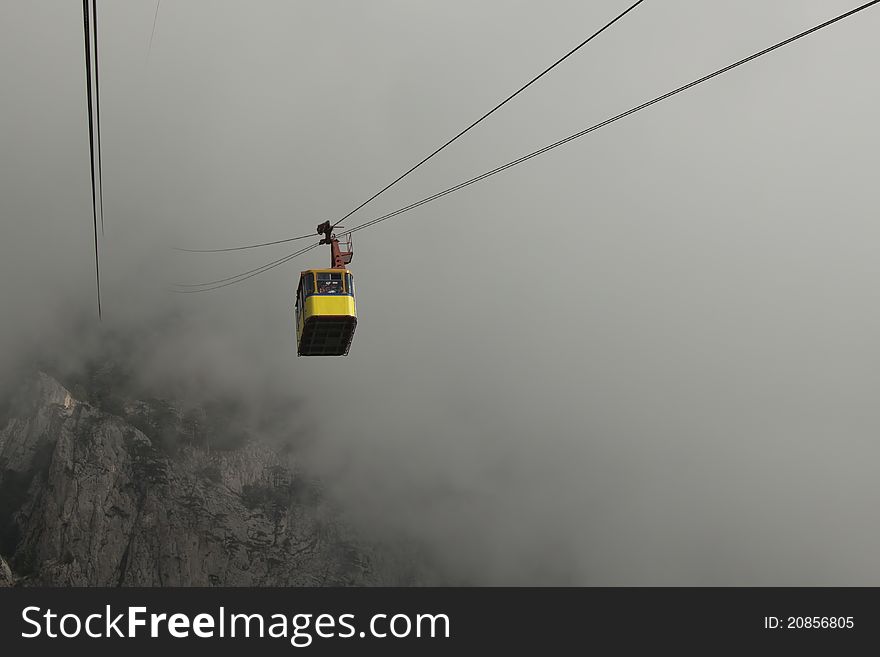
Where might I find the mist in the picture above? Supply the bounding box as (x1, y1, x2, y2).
(2, 1, 880, 585)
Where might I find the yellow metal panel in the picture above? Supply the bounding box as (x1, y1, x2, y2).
(297, 295, 357, 343)
(305, 295, 357, 320)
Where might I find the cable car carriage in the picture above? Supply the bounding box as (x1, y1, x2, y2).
(295, 222, 357, 356)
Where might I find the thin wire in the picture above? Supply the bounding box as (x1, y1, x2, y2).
(174, 246, 312, 286)
(175, 0, 646, 255)
(329, 0, 648, 231)
(82, 0, 102, 318)
(148, 0, 161, 59)
(173, 243, 322, 293)
(174, 232, 315, 253)
(92, 0, 105, 236)
(176, 0, 879, 296)
(175, 242, 322, 287)
(337, 0, 880, 240)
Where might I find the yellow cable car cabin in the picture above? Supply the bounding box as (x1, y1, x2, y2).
(295, 268, 357, 356)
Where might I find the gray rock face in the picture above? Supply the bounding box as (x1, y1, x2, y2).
(0, 554, 12, 586)
(0, 373, 414, 586)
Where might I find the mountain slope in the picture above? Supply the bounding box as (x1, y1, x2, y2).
(0, 372, 416, 586)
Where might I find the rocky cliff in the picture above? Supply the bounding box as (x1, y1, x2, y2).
(0, 372, 419, 586)
(0, 554, 12, 587)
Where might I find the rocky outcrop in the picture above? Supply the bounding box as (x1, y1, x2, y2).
(0, 555, 13, 586)
(0, 373, 414, 586)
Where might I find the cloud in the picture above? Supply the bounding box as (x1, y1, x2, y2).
(3, 0, 880, 584)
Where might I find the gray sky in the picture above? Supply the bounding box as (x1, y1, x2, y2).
(2, 0, 880, 584)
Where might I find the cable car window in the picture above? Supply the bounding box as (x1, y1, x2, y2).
(302, 273, 314, 295)
(316, 272, 343, 294)
(346, 274, 354, 296)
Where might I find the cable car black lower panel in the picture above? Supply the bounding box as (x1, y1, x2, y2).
(298, 316, 357, 356)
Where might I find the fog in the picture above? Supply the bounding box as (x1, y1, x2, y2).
(2, 0, 880, 584)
